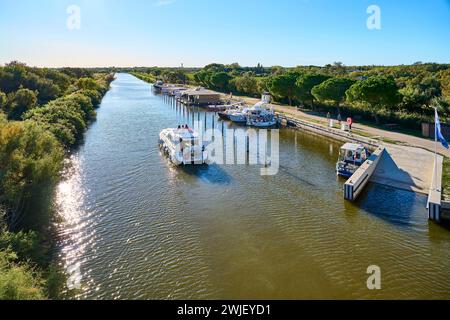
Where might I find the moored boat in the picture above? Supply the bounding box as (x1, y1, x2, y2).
(213, 102, 245, 114)
(246, 93, 276, 127)
(218, 103, 247, 121)
(229, 108, 250, 123)
(246, 103, 276, 127)
(336, 143, 370, 177)
(153, 80, 164, 93)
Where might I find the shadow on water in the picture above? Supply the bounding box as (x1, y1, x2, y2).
(179, 164, 232, 185)
(354, 182, 426, 229)
(278, 165, 317, 187)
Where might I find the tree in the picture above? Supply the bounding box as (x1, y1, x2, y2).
(439, 68, 450, 103)
(43, 69, 71, 93)
(0, 62, 28, 93)
(0, 120, 64, 230)
(22, 73, 60, 104)
(398, 84, 430, 113)
(330, 62, 346, 75)
(8, 88, 38, 120)
(209, 72, 231, 91)
(76, 78, 100, 91)
(78, 89, 102, 108)
(346, 75, 401, 123)
(60, 67, 93, 79)
(204, 63, 226, 73)
(257, 77, 271, 94)
(432, 96, 450, 120)
(233, 75, 258, 96)
(65, 93, 95, 120)
(161, 70, 187, 84)
(312, 77, 355, 115)
(268, 72, 300, 106)
(24, 98, 88, 147)
(270, 66, 285, 76)
(0, 91, 7, 111)
(296, 74, 331, 109)
(193, 70, 211, 86)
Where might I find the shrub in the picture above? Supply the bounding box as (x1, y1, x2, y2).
(0, 120, 64, 230)
(0, 250, 45, 300)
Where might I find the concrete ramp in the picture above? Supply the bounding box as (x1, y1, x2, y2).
(370, 144, 435, 194)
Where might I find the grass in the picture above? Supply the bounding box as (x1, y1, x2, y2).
(442, 157, 450, 201)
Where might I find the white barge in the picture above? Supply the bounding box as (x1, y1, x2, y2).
(159, 126, 208, 165)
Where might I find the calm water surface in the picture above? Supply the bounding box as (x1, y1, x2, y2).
(55, 73, 450, 299)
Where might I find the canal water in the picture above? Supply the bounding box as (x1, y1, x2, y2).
(55, 73, 450, 300)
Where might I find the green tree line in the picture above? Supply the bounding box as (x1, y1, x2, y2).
(135, 62, 450, 128)
(0, 61, 114, 299)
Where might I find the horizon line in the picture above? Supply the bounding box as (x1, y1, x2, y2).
(1, 62, 450, 69)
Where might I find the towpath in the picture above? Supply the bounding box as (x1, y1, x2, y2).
(224, 94, 450, 158)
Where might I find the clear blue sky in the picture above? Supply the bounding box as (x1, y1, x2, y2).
(0, 0, 449, 67)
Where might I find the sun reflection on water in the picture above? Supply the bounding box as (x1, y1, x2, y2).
(55, 155, 96, 297)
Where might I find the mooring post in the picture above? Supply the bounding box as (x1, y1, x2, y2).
(246, 134, 250, 154)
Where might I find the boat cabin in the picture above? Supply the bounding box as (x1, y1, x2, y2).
(180, 88, 221, 106)
(165, 127, 200, 148)
(339, 143, 368, 164)
(159, 127, 207, 165)
(154, 80, 164, 90)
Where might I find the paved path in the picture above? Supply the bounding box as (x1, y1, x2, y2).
(226, 94, 450, 158)
(371, 145, 436, 194)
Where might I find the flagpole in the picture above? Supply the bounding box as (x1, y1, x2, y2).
(435, 107, 438, 191)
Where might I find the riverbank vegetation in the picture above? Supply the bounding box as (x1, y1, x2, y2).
(0, 61, 114, 299)
(132, 62, 450, 130)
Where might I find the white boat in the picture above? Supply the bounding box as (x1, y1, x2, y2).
(159, 127, 208, 165)
(246, 93, 277, 127)
(229, 107, 250, 123)
(215, 102, 245, 115)
(153, 80, 164, 92)
(249, 117, 277, 128)
(336, 143, 370, 177)
(246, 103, 277, 127)
(218, 105, 239, 120)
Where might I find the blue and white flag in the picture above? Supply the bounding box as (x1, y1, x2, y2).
(435, 108, 449, 149)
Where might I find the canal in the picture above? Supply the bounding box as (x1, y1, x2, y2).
(55, 73, 450, 299)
